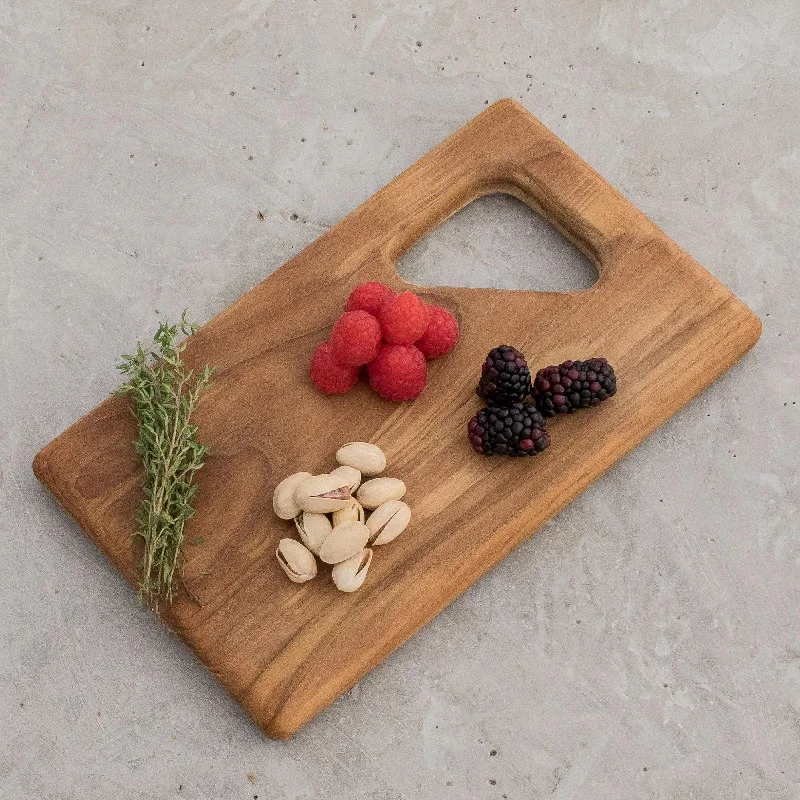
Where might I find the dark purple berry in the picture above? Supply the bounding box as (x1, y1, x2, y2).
(476, 345, 532, 406)
(533, 358, 617, 417)
(468, 403, 550, 457)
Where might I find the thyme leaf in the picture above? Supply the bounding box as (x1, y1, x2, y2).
(113, 312, 214, 609)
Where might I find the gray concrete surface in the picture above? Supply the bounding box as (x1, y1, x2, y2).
(2, 1, 799, 797)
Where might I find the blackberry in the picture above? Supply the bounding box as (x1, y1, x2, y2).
(476, 345, 531, 406)
(468, 402, 550, 456)
(532, 358, 617, 417)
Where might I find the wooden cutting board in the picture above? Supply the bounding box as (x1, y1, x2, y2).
(33, 100, 761, 739)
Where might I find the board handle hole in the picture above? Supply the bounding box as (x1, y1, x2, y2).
(395, 193, 598, 293)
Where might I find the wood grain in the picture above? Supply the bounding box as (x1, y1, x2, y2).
(33, 100, 761, 739)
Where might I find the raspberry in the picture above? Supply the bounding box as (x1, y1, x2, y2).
(378, 291, 431, 345)
(310, 341, 359, 394)
(344, 282, 396, 316)
(330, 310, 382, 366)
(415, 305, 459, 359)
(367, 344, 427, 402)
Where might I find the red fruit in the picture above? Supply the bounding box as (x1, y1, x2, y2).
(367, 344, 427, 402)
(345, 282, 396, 316)
(310, 341, 359, 394)
(331, 310, 382, 366)
(378, 291, 431, 345)
(415, 305, 459, 359)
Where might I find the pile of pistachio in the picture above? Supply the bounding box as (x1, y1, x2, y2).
(272, 442, 411, 593)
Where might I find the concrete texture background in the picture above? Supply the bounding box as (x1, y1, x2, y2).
(2, 1, 798, 797)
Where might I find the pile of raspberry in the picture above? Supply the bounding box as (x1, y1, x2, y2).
(311, 282, 460, 402)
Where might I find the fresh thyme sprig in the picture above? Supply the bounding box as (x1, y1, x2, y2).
(113, 312, 214, 608)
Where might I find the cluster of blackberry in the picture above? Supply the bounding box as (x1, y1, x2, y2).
(468, 345, 617, 457)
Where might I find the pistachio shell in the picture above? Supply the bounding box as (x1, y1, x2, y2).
(335, 442, 386, 476)
(366, 500, 411, 545)
(329, 464, 361, 492)
(332, 548, 373, 592)
(332, 500, 366, 527)
(295, 474, 352, 513)
(317, 520, 370, 564)
(294, 512, 332, 555)
(276, 538, 317, 583)
(356, 477, 406, 510)
(273, 472, 313, 520)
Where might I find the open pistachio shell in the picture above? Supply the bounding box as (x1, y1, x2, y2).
(335, 442, 386, 476)
(276, 538, 317, 583)
(294, 512, 332, 555)
(317, 520, 370, 565)
(294, 474, 352, 513)
(273, 472, 313, 520)
(356, 477, 406, 510)
(332, 500, 366, 527)
(366, 500, 411, 545)
(331, 548, 373, 592)
(329, 465, 361, 493)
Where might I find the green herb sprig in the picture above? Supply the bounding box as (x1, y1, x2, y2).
(113, 312, 214, 608)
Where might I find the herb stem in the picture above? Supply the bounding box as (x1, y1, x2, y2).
(113, 312, 214, 608)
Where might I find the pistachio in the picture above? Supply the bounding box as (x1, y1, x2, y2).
(294, 512, 332, 555)
(294, 474, 352, 513)
(356, 477, 406, 510)
(329, 464, 361, 493)
(331, 548, 373, 592)
(332, 500, 366, 527)
(273, 472, 313, 520)
(317, 520, 370, 564)
(276, 538, 317, 583)
(335, 442, 386, 476)
(366, 500, 411, 545)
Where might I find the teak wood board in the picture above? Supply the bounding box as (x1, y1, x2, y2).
(33, 100, 761, 739)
